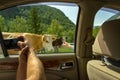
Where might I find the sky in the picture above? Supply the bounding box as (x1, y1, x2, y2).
(49, 5, 79, 24)
(23, 3, 79, 24)
(94, 10, 115, 26)
(24, 2, 119, 26)
(49, 5, 116, 26)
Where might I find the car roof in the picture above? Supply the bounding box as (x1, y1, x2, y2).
(0, 0, 120, 10)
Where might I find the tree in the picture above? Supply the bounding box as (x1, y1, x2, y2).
(67, 29, 75, 42)
(47, 19, 64, 36)
(0, 15, 7, 31)
(8, 16, 28, 32)
(27, 7, 41, 34)
(93, 26, 100, 37)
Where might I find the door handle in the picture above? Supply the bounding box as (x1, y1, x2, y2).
(60, 62, 74, 70)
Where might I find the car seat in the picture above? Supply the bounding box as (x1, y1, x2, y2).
(87, 19, 120, 80)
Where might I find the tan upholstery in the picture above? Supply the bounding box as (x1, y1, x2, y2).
(87, 60, 120, 80)
(93, 19, 120, 59)
(87, 19, 120, 80)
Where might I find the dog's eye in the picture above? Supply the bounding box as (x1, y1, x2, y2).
(46, 40, 49, 43)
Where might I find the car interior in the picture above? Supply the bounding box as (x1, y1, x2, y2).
(0, 0, 120, 80)
(87, 18, 120, 80)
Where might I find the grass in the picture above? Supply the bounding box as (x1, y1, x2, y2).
(58, 47, 74, 53)
(38, 47, 74, 54)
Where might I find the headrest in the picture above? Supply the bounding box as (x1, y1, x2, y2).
(93, 19, 120, 60)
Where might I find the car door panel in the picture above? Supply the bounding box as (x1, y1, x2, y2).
(40, 53, 78, 80)
(0, 53, 78, 80)
(0, 58, 17, 80)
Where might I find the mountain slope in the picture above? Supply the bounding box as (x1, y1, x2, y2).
(0, 5, 75, 30)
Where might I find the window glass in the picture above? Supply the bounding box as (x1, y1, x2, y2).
(93, 7, 120, 37)
(0, 2, 79, 55)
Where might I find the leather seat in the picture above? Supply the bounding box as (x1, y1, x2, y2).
(87, 19, 120, 80)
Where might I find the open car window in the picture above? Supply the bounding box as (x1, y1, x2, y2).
(93, 7, 120, 37)
(0, 2, 79, 56)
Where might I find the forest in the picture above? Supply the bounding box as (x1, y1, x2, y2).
(0, 5, 75, 42)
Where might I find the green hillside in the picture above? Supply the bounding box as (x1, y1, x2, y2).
(0, 5, 75, 42)
(0, 5, 75, 30)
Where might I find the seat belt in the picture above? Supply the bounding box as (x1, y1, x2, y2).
(84, 28, 95, 58)
(102, 56, 120, 67)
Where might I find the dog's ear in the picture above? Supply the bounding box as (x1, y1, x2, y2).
(43, 36, 46, 41)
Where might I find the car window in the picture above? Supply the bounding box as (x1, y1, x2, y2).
(93, 7, 120, 37)
(0, 2, 79, 55)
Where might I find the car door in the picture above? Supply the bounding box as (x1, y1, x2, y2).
(0, 53, 79, 80)
(0, 2, 79, 80)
